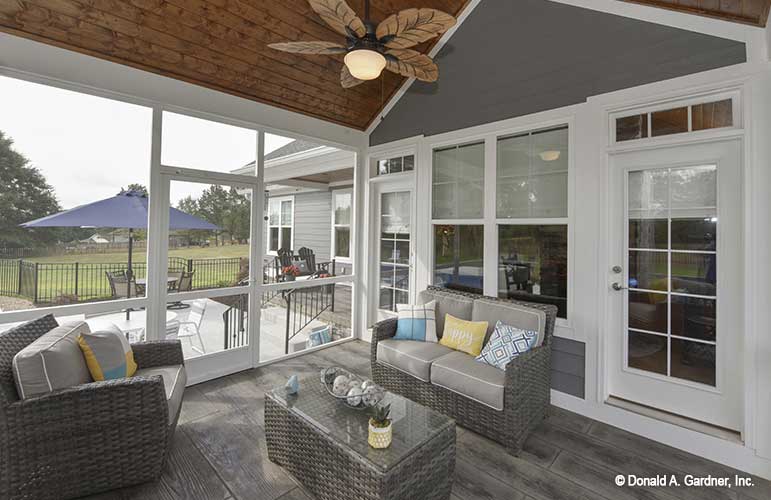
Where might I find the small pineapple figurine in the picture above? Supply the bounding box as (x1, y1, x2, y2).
(368, 403, 392, 449)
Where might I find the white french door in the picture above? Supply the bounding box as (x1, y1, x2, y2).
(607, 139, 743, 431)
(372, 179, 416, 322)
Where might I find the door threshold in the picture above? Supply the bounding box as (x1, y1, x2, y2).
(606, 396, 742, 444)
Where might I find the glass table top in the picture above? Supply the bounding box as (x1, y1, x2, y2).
(269, 375, 455, 473)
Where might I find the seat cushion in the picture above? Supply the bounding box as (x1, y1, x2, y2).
(472, 298, 547, 347)
(13, 320, 92, 399)
(135, 364, 187, 424)
(77, 323, 137, 381)
(431, 351, 506, 411)
(418, 289, 474, 338)
(377, 339, 454, 382)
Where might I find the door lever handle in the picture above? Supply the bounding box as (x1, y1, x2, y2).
(612, 282, 628, 291)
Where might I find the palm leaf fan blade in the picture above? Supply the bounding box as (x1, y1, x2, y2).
(385, 49, 438, 82)
(268, 41, 347, 54)
(376, 8, 456, 49)
(308, 0, 367, 38)
(341, 65, 365, 88)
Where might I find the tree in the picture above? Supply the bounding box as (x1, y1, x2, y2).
(0, 131, 63, 248)
(119, 183, 148, 196)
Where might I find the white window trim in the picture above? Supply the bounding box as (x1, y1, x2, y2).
(266, 195, 295, 255)
(425, 116, 576, 332)
(331, 188, 353, 262)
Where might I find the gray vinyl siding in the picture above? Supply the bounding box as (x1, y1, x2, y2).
(370, 0, 745, 146)
(267, 189, 352, 275)
(551, 337, 586, 399)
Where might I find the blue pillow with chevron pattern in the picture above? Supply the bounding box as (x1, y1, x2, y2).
(394, 300, 438, 342)
(476, 321, 538, 370)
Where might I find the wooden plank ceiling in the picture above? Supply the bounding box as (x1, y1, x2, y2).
(0, 1, 766, 131)
(0, 0, 468, 131)
(620, 0, 771, 27)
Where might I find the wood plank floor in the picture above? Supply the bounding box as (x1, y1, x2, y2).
(83, 341, 771, 500)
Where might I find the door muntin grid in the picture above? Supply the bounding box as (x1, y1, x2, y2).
(625, 165, 717, 388)
(379, 191, 411, 312)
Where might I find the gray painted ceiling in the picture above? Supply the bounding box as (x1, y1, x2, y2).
(370, 0, 746, 146)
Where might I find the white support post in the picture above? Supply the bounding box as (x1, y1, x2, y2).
(483, 136, 498, 297)
(146, 107, 169, 341)
(250, 131, 266, 366)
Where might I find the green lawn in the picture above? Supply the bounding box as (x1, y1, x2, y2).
(26, 244, 250, 264)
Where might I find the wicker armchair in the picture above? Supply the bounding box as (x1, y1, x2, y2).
(0, 314, 185, 500)
(371, 286, 556, 456)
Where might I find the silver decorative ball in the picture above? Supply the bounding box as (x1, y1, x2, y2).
(347, 387, 363, 407)
(361, 385, 382, 407)
(332, 375, 350, 396)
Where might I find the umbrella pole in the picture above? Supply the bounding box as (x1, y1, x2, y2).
(126, 228, 133, 321)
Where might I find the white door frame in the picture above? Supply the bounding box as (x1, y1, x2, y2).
(368, 174, 417, 324)
(605, 138, 743, 431)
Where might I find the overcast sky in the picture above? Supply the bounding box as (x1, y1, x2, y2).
(0, 76, 294, 208)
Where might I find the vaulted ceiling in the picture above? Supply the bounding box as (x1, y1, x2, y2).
(621, 0, 771, 27)
(0, 0, 767, 132)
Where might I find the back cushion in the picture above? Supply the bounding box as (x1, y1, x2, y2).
(472, 299, 547, 347)
(0, 314, 59, 404)
(13, 320, 92, 399)
(418, 289, 474, 338)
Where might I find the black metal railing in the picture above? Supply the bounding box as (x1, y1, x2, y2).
(282, 282, 335, 354)
(222, 294, 249, 350)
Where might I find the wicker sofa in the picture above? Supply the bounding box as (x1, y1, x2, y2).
(0, 314, 186, 500)
(371, 286, 557, 456)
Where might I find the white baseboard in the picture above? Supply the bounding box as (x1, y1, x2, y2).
(551, 390, 771, 480)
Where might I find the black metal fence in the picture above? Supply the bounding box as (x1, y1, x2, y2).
(0, 256, 245, 305)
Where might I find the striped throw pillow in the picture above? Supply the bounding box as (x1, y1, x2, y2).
(394, 300, 437, 342)
(77, 323, 137, 381)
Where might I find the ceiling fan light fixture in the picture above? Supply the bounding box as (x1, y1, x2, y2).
(344, 49, 386, 80)
(539, 150, 561, 162)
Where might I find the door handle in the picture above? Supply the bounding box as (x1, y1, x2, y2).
(612, 282, 628, 291)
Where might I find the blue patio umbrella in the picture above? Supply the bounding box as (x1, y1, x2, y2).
(21, 190, 219, 301)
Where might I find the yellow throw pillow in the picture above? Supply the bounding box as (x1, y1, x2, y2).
(440, 314, 489, 357)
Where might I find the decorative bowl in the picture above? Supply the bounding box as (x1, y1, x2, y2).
(320, 367, 385, 410)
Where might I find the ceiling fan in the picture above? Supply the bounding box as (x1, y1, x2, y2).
(268, 0, 457, 88)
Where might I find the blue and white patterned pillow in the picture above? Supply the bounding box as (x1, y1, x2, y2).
(476, 321, 538, 370)
(394, 300, 437, 342)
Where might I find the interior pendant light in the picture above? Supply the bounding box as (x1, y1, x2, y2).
(539, 150, 561, 162)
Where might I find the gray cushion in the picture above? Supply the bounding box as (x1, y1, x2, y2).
(418, 289, 474, 338)
(377, 339, 454, 382)
(12, 321, 92, 399)
(431, 351, 506, 411)
(135, 364, 187, 424)
(472, 299, 547, 347)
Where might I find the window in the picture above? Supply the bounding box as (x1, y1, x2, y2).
(497, 126, 569, 318)
(434, 225, 484, 293)
(615, 98, 733, 143)
(332, 190, 352, 259)
(377, 154, 414, 175)
(433, 142, 484, 219)
(267, 197, 293, 253)
(431, 142, 485, 294)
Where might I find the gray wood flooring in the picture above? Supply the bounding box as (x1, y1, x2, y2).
(84, 341, 771, 500)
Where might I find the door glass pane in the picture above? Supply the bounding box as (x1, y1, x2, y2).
(379, 191, 410, 312)
(281, 200, 292, 225)
(628, 331, 668, 376)
(670, 339, 715, 385)
(269, 228, 279, 251)
(626, 165, 718, 386)
(628, 251, 667, 291)
(281, 228, 292, 250)
(335, 228, 350, 258)
(629, 219, 667, 249)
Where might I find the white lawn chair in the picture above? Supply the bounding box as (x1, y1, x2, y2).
(173, 299, 207, 354)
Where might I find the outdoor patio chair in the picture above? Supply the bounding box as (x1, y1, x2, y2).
(168, 271, 194, 310)
(167, 270, 183, 292)
(176, 299, 206, 354)
(106, 270, 139, 299)
(0, 314, 185, 500)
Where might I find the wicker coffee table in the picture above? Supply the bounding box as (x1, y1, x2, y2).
(265, 376, 456, 500)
